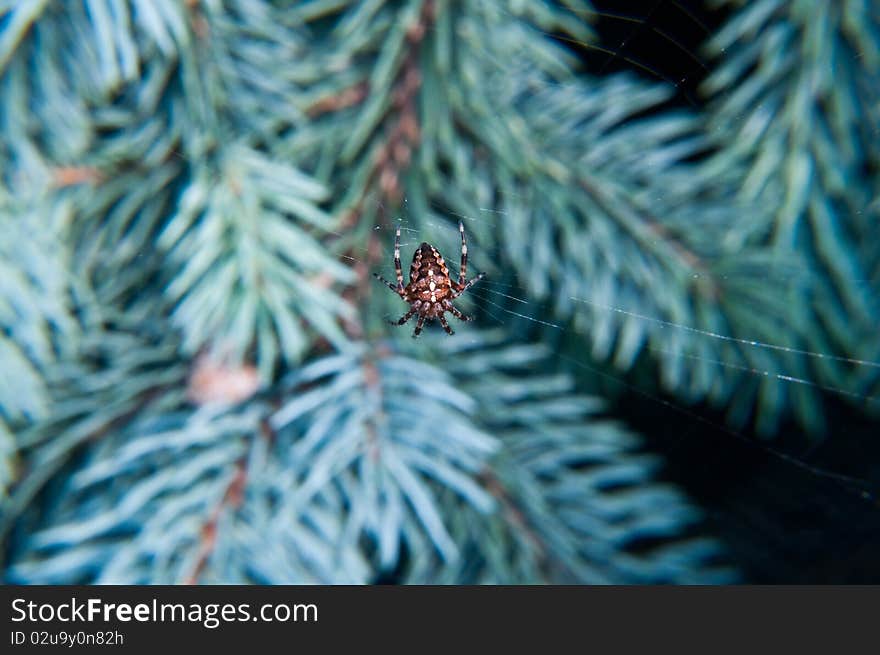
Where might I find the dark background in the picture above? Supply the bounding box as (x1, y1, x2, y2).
(558, 0, 880, 584)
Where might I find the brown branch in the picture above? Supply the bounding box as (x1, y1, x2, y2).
(366, 0, 434, 206)
(185, 0, 210, 40)
(338, 0, 438, 336)
(362, 354, 386, 462)
(479, 469, 548, 567)
(306, 81, 370, 118)
(182, 457, 248, 585)
(180, 414, 280, 585)
(259, 416, 276, 448)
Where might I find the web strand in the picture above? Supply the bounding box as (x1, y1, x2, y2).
(556, 352, 878, 504)
(467, 277, 877, 503)
(568, 295, 880, 371)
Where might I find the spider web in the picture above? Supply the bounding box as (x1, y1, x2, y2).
(366, 212, 879, 477)
(349, 0, 880, 582)
(361, 193, 880, 583)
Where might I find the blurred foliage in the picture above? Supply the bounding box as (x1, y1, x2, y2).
(703, 0, 880, 417)
(1, 0, 877, 583)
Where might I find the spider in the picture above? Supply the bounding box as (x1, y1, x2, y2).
(373, 221, 485, 337)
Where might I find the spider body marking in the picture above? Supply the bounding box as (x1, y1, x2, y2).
(373, 221, 485, 337)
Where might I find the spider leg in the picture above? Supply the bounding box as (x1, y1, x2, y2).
(390, 307, 418, 326)
(393, 224, 404, 289)
(448, 305, 472, 322)
(452, 271, 486, 297)
(412, 314, 426, 338)
(438, 314, 455, 335)
(457, 220, 468, 286)
(373, 273, 405, 295)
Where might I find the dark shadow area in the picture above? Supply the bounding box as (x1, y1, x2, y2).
(623, 390, 880, 583)
(556, 0, 730, 109)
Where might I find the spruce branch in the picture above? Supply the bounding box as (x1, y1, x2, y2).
(703, 0, 880, 412)
(0, 322, 185, 544)
(0, 1, 188, 176)
(157, 144, 356, 373)
(269, 341, 499, 569)
(8, 325, 725, 583)
(0, 199, 78, 497)
(423, 331, 734, 583)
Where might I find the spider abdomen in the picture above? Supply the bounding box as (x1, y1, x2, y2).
(407, 243, 453, 305)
